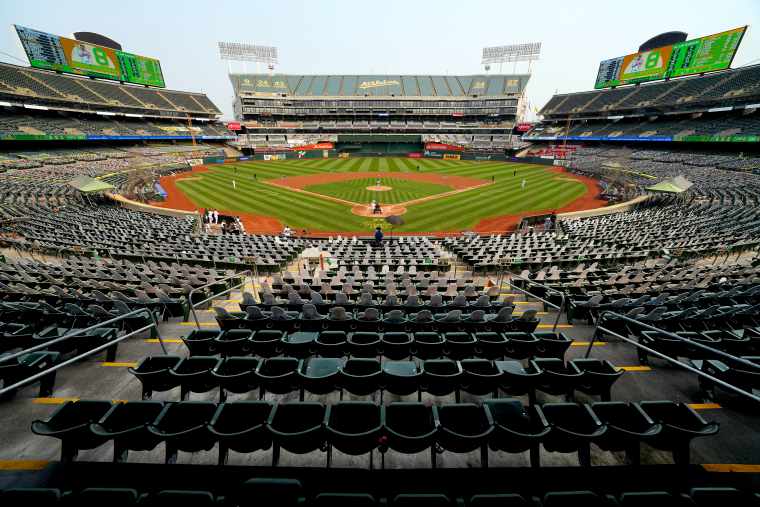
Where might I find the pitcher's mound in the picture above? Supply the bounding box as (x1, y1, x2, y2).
(351, 203, 407, 217)
(366, 186, 393, 191)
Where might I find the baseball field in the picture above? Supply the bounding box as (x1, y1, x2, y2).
(159, 157, 603, 233)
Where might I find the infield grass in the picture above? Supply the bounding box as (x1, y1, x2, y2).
(175, 157, 587, 232)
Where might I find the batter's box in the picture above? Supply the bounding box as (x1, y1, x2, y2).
(481, 190, 502, 196)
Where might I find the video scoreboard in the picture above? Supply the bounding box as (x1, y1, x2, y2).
(11, 25, 165, 88)
(594, 26, 751, 89)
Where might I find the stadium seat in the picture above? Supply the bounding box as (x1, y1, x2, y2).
(31, 400, 114, 461)
(540, 403, 607, 466)
(283, 332, 320, 359)
(503, 332, 538, 359)
(89, 400, 165, 462)
(638, 401, 720, 464)
(494, 360, 540, 405)
(473, 332, 508, 360)
(207, 400, 274, 465)
(0, 351, 59, 399)
(690, 356, 760, 403)
(483, 398, 549, 467)
(347, 331, 381, 358)
(570, 359, 624, 402)
(459, 359, 501, 397)
(128, 355, 183, 400)
(147, 401, 219, 463)
(211, 356, 260, 402)
(250, 330, 286, 358)
(326, 401, 383, 467)
(181, 329, 220, 356)
(433, 403, 493, 467)
(591, 402, 662, 465)
(442, 332, 477, 360)
(341, 358, 382, 397)
(255, 357, 301, 399)
(530, 358, 583, 402)
(412, 332, 446, 360)
(381, 360, 423, 402)
(379, 332, 413, 360)
(421, 359, 462, 401)
(214, 329, 254, 357)
(532, 332, 573, 359)
(169, 356, 219, 401)
(315, 331, 349, 358)
(268, 402, 329, 467)
(298, 358, 343, 401)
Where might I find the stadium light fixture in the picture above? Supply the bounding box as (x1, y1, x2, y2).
(219, 42, 279, 74)
(481, 43, 541, 74)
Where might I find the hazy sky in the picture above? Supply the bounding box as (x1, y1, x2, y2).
(1, 0, 759, 120)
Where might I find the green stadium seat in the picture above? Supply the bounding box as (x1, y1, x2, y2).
(483, 398, 549, 467)
(89, 401, 165, 462)
(207, 400, 274, 465)
(31, 400, 114, 461)
(147, 401, 219, 464)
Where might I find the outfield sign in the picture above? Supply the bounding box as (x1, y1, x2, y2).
(424, 143, 464, 151)
(443, 154, 461, 161)
(407, 153, 423, 158)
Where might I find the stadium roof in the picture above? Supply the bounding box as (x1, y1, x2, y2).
(230, 74, 530, 97)
(646, 176, 693, 194)
(68, 175, 116, 194)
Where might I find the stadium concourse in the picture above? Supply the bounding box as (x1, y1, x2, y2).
(1, 25, 760, 507)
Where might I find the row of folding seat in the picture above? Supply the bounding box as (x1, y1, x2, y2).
(180, 330, 564, 361)
(211, 306, 540, 334)
(239, 294, 513, 315)
(128, 354, 623, 404)
(31, 398, 719, 468)
(3, 483, 755, 507)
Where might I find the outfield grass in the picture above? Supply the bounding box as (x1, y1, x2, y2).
(175, 157, 587, 232)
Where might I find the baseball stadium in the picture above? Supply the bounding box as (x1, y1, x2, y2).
(0, 9, 759, 506)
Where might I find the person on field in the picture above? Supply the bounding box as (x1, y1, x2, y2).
(282, 174, 286, 181)
(330, 168, 333, 174)
(514, 170, 516, 177)
(417, 165, 419, 171)
(213, 209, 219, 224)
(374, 226, 383, 245)
(254, 173, 257, 180)
(443, 173, 447, 180)
(492, 175, 495, 183)
(521, 179, 526, 188)
(373, 203, 382, 214)
(234, 167, 237, 174)
(232, 180, 236, 189)
(544, 216, 552, 232)
(377, 179, 381, 188)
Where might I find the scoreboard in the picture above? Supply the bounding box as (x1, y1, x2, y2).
(12, 25, 165, 88)
(594, 26, 750, 89)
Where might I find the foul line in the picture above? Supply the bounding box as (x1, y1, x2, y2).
(398, 182, 494, 207)
(263, 181, 362, 206)
(263, 180, 495, 209)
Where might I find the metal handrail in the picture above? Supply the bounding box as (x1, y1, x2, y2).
(0, 322, 159, 397)
(0, 307, 168, 364)
(496, 270, 565, 332)
(583, 310, 760, 372)
(581, 312, 760, 403)
(187, 270, 254, 329)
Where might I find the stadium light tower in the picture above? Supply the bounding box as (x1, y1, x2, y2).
(218, 43, 279, 75)
(481, 43, 541, 74)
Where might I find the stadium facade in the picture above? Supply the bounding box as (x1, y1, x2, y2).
(229, 73, 530, 134)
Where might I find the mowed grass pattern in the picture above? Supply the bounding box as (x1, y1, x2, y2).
(175, 158, 587, 232)
(301, 177, 456, 205)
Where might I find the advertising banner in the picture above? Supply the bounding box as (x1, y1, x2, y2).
(423, 150, 443, 159)
(297, 143, 334, 150)
(188, 159, 203, 167)
(239, 156, 249, 162)
(443, 154, 461, 161)
(407, 153, 423, 158)
(323, 150, 329, 158)
(339, 153, 350, 158)
(424, 143, 464, 151)
(264, 155, 287, 161)
(517, 123, 532, 131)
(227, 122, 242, 131)
(509, 157, 519, 163)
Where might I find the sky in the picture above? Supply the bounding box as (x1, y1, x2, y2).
(1, 0, 759, 121)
